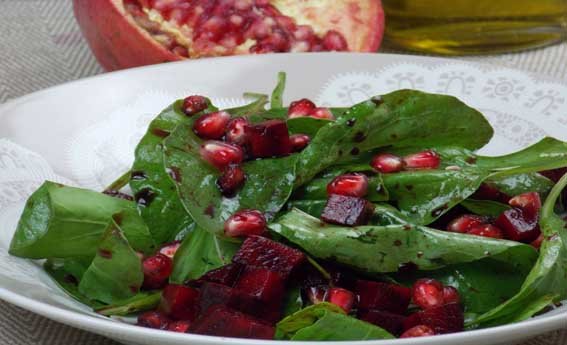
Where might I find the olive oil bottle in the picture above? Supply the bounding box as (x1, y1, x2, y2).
(382, 0, 567, 55)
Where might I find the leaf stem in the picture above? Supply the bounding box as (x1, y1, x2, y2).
(103, 170, 132, 193)
(306, 255, 331, 281)
(541, 172, 567, 219)
(270, 72, 286, 109)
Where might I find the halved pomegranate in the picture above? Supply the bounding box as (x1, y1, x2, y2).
(73, 0, 385, 71)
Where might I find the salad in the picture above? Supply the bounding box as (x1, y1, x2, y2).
(8, 73, 567, 341)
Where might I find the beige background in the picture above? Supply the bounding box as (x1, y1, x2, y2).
(0, 1, 566, 344)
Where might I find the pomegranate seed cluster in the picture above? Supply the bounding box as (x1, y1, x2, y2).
(125, 0, 349, 58)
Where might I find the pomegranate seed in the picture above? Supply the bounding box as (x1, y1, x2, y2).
(322, 30, 349, 51)
(509, 192, 541, 221)
(137, 311, 170, 329)
(311, 107, 335, 120)
(404, 150, 441, 170)
(400, 325, 435, 338)
(327, 173, 369, 198)
(193, 110, 231, 140)
(224, 209, 267, 237)
(142, 253, 173, 290)
(467, 224, 504, 239)
(159, 241, 181, 259)
(446, 214, 486, 233)
(307, 286, 328, 304)
(288, 98, 316, 118)
(370, 153, 404, 173)
(289, 134, 311, 152)
(167, 320, 191, 333)
(217, 164, 246, 197)
(531, 233, 544, 249)
(412, 279, 445, 310)
(442, 286, 460, 304)
(326, 287, 355, 313)
(182, 95, 208, 116)
(225, 117, 250, 145)
(200, 140, 244, 170)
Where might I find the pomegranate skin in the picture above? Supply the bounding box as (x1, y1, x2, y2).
(73, 0, 385, 71)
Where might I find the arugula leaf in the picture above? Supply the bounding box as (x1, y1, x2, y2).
(95, 292, 161, 316)
(276, 303, 394, 341)
(271, 209, 538, 274)
(78, 219, 144, 304)
(163, 122, 298, 235)
(169, 226, 240, 284)
(472, 172, 567, 328)
(9, 182, 155, 258)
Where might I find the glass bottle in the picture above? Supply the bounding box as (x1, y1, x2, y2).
(382, 0, 567, 55)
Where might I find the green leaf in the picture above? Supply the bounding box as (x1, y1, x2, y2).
(170, 226, 240, 284)
(271, 209, 538, 274)
(78, 219, 144, 304)
(461, 199, 511, 217)
(130, 100, 213, 244)
(95, 292, 161, 316)
(163, 122, 298, 235)
(9, 182, 155, 259)
(287, 117, 333, 137)
(472, 172, 567, 328)
(487, 173, 554, 198)
(282, 284, 303, 318)
(271, 72, 286, 109)
(276, 303, 394, 341)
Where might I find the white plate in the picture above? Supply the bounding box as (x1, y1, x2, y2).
(0, 53, 566, 345)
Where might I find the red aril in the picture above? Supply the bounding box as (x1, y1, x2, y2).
(73, 0, 385, 71)
(442, 286, 461, 305)
(370, 153, 404, 173)
(289, 134, 311, 152)
(447, 214, 487, 233)
(159, 284, 200, 320)
(412, 279, 445, 310)
(310, 107, 335, 120)
(467, 224, 504, 239)
(400, 325, 435, 338)
(182, 95, 208, 116)
(224, 209, 267, 238)
(403, 150, 441, 170)
(495, 208, 541, 243)
(225, 117, 250, 146)
(167, 320, 191, 333)
(159, 241, 181, 259)
(326, 287, 355, 313)
(404, 303, 464, 334)
(509, 192, 541, 221)
(193, 111, 231, 139)
(288, 98, 316, 118)
(327, 173, 369, 198)
(142, 253, 173, 289)
(217, 165, 246, 197)
(137, 311, 170, 329)
(200, 140, 244, 170)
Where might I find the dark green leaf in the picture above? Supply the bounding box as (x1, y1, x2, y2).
(487, 173, 554, 198)
(96, 292, 161, 316)
(282, 284, 303, 318)
(271, 72, 286, 109)
(461, 199, 511, 217)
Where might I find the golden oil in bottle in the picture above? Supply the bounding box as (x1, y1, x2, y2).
(382, 0, 567, 55)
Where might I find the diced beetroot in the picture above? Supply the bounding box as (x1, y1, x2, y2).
(234, 267, 285, 302)
(198, 282, 234, 313)
(473, 183, 511, 204)
(442, 286, 461, 305)
(358, 309, 407, 336)
(404, 303, 464, 334)
(142, 253, 173, 290)
(159, 241, 181, 259)
(191, 305, 275, 339)
(167, 320, 191, 333)
(245, 120, 292, 158)
(326, 287, 355, 313)
(508, 192, 541, 221)
(137, 311, 170, 329)
(400, 325, 435, 338)
(495, 208, 541, 243)
(539, 167, 567, 183)
(355, 280, 411, 314)
(321, 194, 374, 226)
(467, 224, 504, 239)
(531, 233, 545, 249)
(412, 279, 445, 310)
(232, 236, 306, 279)
(196, 263, 243, 287)
(159, 284, 200, 320)
(446, 214, 487, 233)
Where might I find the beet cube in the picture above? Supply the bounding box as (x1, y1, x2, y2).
(495, 208, 541, 243)
(358, 309, 407, 336)
(159, 284, 200, 321)
(198, 282, 234, 313)
(245, 120, 292, 158)
(321, 194, 374, 226)
(232, 236, 306, 279)
(355, 280, 411, 314)
(195, 263, 243, 287)
(191, 305, 275, 339)
(234, 267, 285, 302)
(403, 303, 464, 334)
